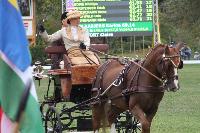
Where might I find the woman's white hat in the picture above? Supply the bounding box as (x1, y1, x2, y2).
(67, 10, 82, 20)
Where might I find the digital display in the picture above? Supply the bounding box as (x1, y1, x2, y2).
(65, 0, 153, 37)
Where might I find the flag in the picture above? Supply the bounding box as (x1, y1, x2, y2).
(0, 0, 44, 132)
(0, 107, 2, 131)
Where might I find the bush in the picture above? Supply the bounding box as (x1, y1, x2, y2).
(30, 44, 47, 65)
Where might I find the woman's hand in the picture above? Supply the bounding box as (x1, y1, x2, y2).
(38, 24, 45, 33)
(79, 42, 86, 50)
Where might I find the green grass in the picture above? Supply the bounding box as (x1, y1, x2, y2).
(35, 64, 200, 133)
(151, 64, 200, 133)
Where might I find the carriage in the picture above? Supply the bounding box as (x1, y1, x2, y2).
(39, 43, 141, 133)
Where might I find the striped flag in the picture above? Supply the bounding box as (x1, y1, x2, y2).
(0, 108, 2, 131)
(0, 0, 44, 133)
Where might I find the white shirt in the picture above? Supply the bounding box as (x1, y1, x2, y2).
(71, 26, 78, 41)
(40, 26, 90, 50)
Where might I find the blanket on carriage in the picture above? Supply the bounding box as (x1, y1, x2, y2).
(67, 47, 100, 65)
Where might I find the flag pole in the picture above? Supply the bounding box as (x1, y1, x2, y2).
(13, 79, 32, 133)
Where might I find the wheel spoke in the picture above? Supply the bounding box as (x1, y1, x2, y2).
(45, 106, 62, 133)
(115, 111, 141, 133)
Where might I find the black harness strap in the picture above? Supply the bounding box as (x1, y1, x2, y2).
(112, 61, 135, 107)
(92, 60, 112, 92)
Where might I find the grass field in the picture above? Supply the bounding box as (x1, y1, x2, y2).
(35, 64, 200, 133)
(151, 64, 200, 133)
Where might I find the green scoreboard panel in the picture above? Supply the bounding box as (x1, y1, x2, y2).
(66, 0, 153, 37)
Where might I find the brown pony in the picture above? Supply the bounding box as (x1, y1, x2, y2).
(92, 43, 184, 133)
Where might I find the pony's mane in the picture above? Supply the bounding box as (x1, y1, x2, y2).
(145, 44, 166, 59)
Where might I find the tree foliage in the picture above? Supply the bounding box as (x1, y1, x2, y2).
(159, 0, 200, 51)
(35, 0, 62, 33)
(31, 1, 62, 63)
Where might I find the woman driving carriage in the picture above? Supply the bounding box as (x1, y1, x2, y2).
(39, 10, 90, 51)
(39, 10, 99, 66)
(39, 10, 100, 99)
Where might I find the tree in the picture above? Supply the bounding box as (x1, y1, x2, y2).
(159, 0, 200, 50)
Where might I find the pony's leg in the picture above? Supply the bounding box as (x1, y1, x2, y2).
(145, 94, 164, 128)
(94, 130, 99, 133)
(106, 107, 120, 133)
(130, 105, 150, 133)
(145, 105, 159, 128)
(92, 106, 101, 132)
(110, 123, 117, 133)
(92, 104, 105, 132)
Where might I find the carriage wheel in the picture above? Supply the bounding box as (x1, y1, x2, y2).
(116, 111, 141, 133)
(125, 116, 141, 133)
(40, 102, 57, 122)
(40, 102, 49, 121)
(45, 106, 62, 133)
(59, 110, 74, 130)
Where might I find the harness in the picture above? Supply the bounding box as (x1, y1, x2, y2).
(92, 60, 134, 106)
(92, 46, 181, 107)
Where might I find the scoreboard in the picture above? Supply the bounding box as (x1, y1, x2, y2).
(65, 0, 153, 37)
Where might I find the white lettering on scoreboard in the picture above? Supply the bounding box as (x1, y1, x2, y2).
(90, 33, 113, 37)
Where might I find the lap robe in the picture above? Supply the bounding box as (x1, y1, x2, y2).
(67, 47, 100, 65)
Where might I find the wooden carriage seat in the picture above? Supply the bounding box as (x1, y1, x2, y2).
(47, 40, 65, 69)
(45, 44, 108, 97)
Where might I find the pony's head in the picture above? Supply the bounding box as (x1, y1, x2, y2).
(157, 43, 184, 91)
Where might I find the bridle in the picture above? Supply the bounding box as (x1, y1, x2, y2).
(162, 53, 181, 68)
(159, 48, 181, 87)
(135, 46, 181, 84)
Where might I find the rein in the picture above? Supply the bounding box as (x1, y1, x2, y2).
(67, 47, 98, 65)
(80, 49, 98, 65)
(91, 46, 164, 83)
(89, 47, 117, 59)
(131, 61, 163, 83)
(90, 46, 178, 83)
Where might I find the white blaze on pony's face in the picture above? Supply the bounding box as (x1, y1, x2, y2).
(163, 43, 184, 91)
(174, 68, 179, 89)
(164, 60, 180, 92)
